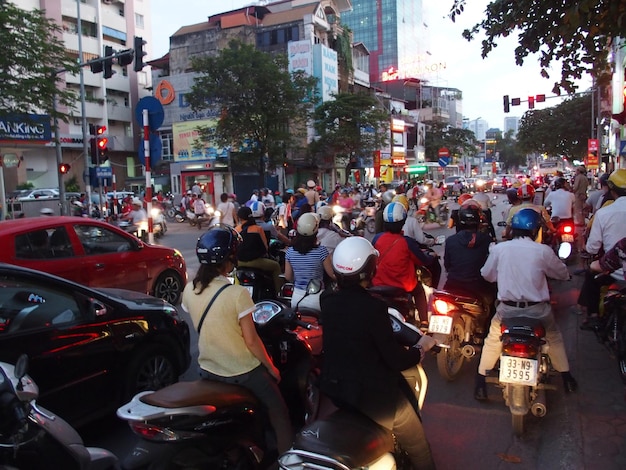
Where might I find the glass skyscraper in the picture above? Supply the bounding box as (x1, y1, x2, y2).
(341, 0, 427, 84)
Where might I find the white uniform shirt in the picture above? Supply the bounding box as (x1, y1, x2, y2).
(586, 196, 626, 254)
(544, 188, 575, 219)
(481, 236, 569, 302)
(402, 215, 433, 246)
(471, 192, 493, 210)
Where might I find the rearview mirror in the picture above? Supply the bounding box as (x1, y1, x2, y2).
(306, 279, 322, 295)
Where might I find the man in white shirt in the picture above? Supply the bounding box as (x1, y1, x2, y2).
(543, 178, 575, 220)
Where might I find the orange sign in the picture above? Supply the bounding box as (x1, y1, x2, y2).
(155, 80, 175, 105)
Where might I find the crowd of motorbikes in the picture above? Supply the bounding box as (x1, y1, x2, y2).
(4, 182, 625, 468)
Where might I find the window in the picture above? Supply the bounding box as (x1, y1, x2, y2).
(75, 225, 132, 254)
(0, 278, 82, 334)
(135, 13, 144, 29)
(15, 227, 74, 260)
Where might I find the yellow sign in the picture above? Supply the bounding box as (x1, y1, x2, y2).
(380, 165, 393, 183)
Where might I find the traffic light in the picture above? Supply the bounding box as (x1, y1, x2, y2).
(96, 126, 109, 163)
(103, 46, 115, 79)
(536, 94, 546, 103)
(90, 59, 103, 74)
(59, 163, 71, 174)
(503, 95, 510, 113)
(528, 96, 535, 109)
(133, 36, 147, 72)
(511, 97, 521, 106)
(117, 49, 133, 67)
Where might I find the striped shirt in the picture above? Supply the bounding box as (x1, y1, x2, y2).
(285, 245, 329, 290)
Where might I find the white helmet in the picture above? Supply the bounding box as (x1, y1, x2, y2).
(332, 237, 379, 284)
(382, 202, 407, 223)
(314, 200, 327, 212)
(382, 190, 395, 204)
(306, 179, 316, 189)
(250, 201, 266, 218)
(317, 205, 333, 221)
(297, 212, 319, 236)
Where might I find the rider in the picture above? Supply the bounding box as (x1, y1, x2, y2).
(503, 184, 555, 242)
(234, 206, 282, 295)
(372, 202, 440, 328)
(469, 183, 497, 241)
(284, 212, 335, 310)
(443, 206, 496, 331)
(181, 226, 292, 453)
(316, 205, 347, 255)
(474, 208, 577, 400)
(121, 198, 147, 226)
(543, 177, 575, 224)
(424, 180, 444, 221)
(320, 237, 437, 470)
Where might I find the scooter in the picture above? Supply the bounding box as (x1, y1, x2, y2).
(486, 316, 555, 436)
(117, 284, 322, 469)
(429, 289, 491, 380)
(593, 274, 626, 383)
(550, 216, 576, 263)
(0, 355, 119, 469)
(278, 309, 438, 469)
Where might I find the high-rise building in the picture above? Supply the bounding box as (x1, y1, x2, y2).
(341, 0, 427, 85)
(504, 116, 520, 138)
(2, 0, 153, 193)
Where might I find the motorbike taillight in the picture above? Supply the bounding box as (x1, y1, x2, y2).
(562, 224, 574, 234)
(433, 299, 454, 315)
(129, 422, 203, 442)
(502, 339, 539, 358)
(281, 283, 294, 298)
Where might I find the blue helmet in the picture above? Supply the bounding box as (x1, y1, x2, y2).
(511, 208, 542, 231)
(382, 202, 407, 223)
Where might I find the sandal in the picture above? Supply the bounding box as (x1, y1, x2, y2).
(580, 316, 600, 331)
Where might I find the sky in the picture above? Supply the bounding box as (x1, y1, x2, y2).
(149, 0, 592, 130)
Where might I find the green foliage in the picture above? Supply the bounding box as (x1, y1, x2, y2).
(449, 0, 625, 94)
(186, 40, 318, 168)
(64, 175, 80, 193)
(0, 1, 79, 120)
(497, 130, 526, 169)
(516, 94, 592, 159)
(423, 121, 478, 161)
(311, 92, 389, 163)
(16, 182, 34, 190)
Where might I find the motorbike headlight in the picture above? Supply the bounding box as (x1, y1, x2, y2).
(214, 210, 221, 217)
(150, 208, 160, 217)
(332, 205, 342, 214)
(420, 197, 428, 204)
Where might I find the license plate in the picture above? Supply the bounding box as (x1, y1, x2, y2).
(244, 285, 254, 296)
(499, 356, 538, 386)
(428, 315, 452, 334)
(561, 234, 574, 242)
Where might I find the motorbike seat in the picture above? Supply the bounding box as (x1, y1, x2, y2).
(293, 408, 393, 468)
(368, 285, 407, 299)
(140, 380, 258, 409)
(501, 316, 546, 338)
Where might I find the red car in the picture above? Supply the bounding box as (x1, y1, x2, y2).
(0, 216, 187, 304)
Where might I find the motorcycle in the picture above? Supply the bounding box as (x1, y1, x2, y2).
(593, 274, 626, 383)
(186, 204, 220, 230)
(235, 237, 290, 302)
(278, 309, 439, 470)
(0, 355, 119, 469)
(428, 289, 490, 380)
(416, 197, 449, 225)
(485, 316, 556, 436)
(352, 200, 378, 234)
(117, 285, 322, 469)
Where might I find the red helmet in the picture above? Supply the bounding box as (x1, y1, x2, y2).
(458, 193, 473, 205)
(517, 184, 535, 201)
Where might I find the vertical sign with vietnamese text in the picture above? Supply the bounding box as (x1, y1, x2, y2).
(587, 138, 599, 169)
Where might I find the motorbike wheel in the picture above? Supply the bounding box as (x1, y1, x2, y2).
(366, 218, 376, 234)
(166, 208, 176, 219)
(153, 270, 184, 304)
(618, 322, 626, 384)
(436, 317, 465, 381)
(303, 369, 321, 425)
(512, 413, 525, 437)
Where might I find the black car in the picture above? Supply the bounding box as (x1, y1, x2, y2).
(0, 263, 191, 427)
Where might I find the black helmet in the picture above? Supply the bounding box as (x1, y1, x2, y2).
(553, 177, 565, 190)
(458, 206, 480, 229)
(506, 187, 519, 204)
(196, 225, 241, 265)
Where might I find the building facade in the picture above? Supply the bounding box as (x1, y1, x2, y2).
(1, 0, 153, 204)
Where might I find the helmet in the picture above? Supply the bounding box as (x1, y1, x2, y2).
(458, 206, 481, 228)
(131, 197, 143, 207)
(382, 190, 395, 205)
(306, 179, 316, 189)
(73, 200, 83, 208)
(250, 201, 266, 218)
(196, 225, 241, 265)
(332, 237, 379, 283)
(607, 169, 626, 192)
(382, 202, 407, 223)
(457, 193, 473, 205)
(317, 205, 334, 221)
(553, 177, 565, 190)
(511, 208, 542, 231)
(506, 187, 519, 203)
(297, 212, 320, 236)
(517, 184, 535, 201)
(392, 194, 409, 210)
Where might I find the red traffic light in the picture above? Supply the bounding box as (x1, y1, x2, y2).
(96, 125, 106, 135)
(59, 163, 71, 174)
(97, 137, 108, 150)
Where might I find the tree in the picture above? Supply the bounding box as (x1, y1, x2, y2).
(423, 121, 478, 161)
(0, 1, 79, 120)
(186, 40, 318, 180)
(496, 129, 526, 170)
(449, 0, 625, 94)
(311, 92, 390, 171)
(516, 94, 592, 159)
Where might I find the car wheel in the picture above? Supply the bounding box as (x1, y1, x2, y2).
(154, 271, 184, 304)
(123, 345, 179, 401)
